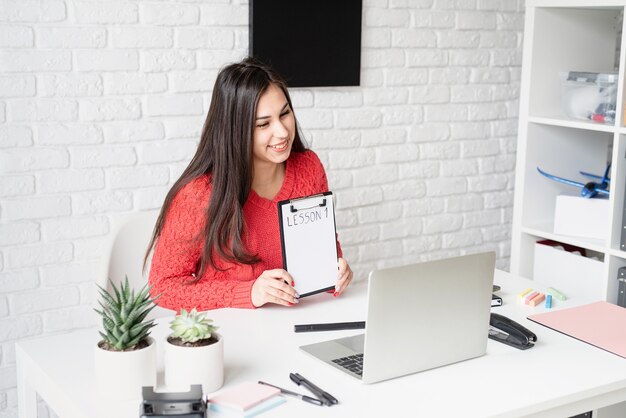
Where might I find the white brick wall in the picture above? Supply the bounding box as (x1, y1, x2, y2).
(0, 0, 524, 415)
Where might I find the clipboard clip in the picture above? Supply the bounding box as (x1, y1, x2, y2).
(290, 195, 327, 213)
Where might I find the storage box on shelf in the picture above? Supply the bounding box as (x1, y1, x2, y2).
(561, 71, 618, 124)
(533, 240, 605, 302)
(554, 194, 610, 241)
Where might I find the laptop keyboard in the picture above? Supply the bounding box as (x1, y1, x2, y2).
(331, 353, 364, 376)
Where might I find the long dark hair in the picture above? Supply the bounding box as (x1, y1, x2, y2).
(145, 57, 307, 279)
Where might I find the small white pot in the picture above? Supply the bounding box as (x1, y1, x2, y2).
(164, 333, 224, 394)
(94, 337, 156, 401)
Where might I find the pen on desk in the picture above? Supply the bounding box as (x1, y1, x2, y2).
(289, 373, 338, 406)
(294, 321, 365, 333)
(257, 381, 323, 406)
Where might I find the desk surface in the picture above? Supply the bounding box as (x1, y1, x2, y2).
(16, 270, 626, 418)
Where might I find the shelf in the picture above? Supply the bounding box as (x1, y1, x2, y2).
(609, 248, 626, 258)
(512, 2, 625, 318)
(521, 223, 607, 253)
(528, 116, 616, 133)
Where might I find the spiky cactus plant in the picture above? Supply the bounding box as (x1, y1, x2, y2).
(169, 308, 218, 347)
(95, 277, 158, 351)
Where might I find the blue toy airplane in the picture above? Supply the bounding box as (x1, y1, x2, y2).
(537, 164, 611, 198)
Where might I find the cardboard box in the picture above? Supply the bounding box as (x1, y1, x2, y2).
(554, 194, 609, 241)
(533, 240, 604, 302)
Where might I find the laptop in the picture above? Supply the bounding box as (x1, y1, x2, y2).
(300, 252, 496, 384)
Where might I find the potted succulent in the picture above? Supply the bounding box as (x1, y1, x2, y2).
(94, 277, 159, 401)
(164, 308, 224, 394)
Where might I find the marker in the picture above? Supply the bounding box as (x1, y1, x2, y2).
(289, 373, 338, 406)
(545, 294, 553, 309)
(257, 381, 323, 406)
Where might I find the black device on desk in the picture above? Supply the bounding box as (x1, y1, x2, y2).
(294, 321, 365, 332)
(140, 385, 206, 417)
(489, 313, 537, 350)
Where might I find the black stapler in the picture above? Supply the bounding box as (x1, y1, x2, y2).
(489, 313, 537, 350)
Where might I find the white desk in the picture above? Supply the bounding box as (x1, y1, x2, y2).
(16, 270, 626, 418)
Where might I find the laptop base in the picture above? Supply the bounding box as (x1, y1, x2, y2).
(300, 334, 365, 380)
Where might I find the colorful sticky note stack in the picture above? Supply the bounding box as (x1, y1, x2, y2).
(208, 382, 286, 417)
(517, 287, 566, 308)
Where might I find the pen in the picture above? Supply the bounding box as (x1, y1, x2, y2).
(257, 381, 323, 406)
(289, 373, 338, 406)
(294, 321, 365, 333)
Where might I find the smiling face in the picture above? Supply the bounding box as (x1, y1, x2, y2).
(252, 83, 296, 169)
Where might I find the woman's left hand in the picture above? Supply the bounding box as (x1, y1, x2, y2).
(334, 257, 353, 297)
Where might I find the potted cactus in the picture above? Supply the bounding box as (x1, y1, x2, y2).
(164, 308, 224, 394)
(94, 277, 159, 400)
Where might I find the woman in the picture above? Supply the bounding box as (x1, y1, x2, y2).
(146, 57, 353, 311)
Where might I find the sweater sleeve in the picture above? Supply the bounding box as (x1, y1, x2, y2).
(148, 178, 256, 311)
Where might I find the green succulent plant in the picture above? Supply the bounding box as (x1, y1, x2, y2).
(170, 308, 218, 344)
(95, 276, 158, 351)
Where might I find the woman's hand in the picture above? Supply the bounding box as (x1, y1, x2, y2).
(251, 269, 299, 307)
(334, 258, 353, 297)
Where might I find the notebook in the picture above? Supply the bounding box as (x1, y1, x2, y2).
(208, 382, 285, 416)
(528, 301, 626, 359)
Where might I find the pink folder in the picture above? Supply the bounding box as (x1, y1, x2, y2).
(528, 301, 626, 359)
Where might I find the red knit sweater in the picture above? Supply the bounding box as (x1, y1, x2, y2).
(148, 150, 342, 311)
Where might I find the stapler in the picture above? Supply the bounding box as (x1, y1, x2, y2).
(489, 313, 537, 350)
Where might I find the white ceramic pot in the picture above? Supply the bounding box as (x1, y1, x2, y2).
(164, 332, 224, 394)
(94, 337, 157, 401)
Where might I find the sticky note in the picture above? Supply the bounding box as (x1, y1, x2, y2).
(525, 291, 539, 305)
(518, 288, 533, 303)
(529, 293, 545, 307)
(546, 287, 566, 301)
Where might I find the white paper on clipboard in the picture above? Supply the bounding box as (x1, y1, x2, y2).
(278, 192, 338, 297)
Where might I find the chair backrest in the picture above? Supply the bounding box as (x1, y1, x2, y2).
(99, 210, 172, 319)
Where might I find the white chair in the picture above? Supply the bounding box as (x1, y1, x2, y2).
(99, 210, 173, 319)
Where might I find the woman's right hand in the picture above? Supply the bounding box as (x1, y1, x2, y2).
(251, 269, 299, 307)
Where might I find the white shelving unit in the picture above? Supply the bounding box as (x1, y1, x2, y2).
(511, 1, 626, 416)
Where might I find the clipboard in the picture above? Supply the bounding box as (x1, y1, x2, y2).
(278, 192, 338, 298)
